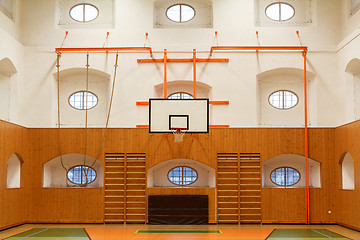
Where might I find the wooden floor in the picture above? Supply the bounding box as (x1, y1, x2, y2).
(0, 224, 359, 240)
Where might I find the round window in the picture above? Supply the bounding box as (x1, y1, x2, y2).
(269, 90, 298, 110)
(168, 166, 197, 185)
(168, 92, 194, 99)
(69, 91, 98, 110)
(67, 165, 97, 185)
(166, 4, 195, 23)
(270, 167, 300, 186)
(265, 2, 295, 21)
(70, 3, 99, 22)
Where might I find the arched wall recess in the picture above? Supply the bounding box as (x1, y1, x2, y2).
(147, 158, 216, 188)
(7, 153, 23, 189)
(257, 68, 315, 126)
(262, 154, 321, 188)
(339, 152, 355, 190)
(0, 57, 17, 121)
(43, 153, 104, 188)
(154, 80, 211, 98)
(54, 67, 110, 127)
(345, 58, 360, 120)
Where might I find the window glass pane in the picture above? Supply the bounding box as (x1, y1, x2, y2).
(269, 91, 283, 109)
(280, 3, 295, 21)
(70, 4, 84, 22)
(285, 167, 300, 185)
(70, 4, 98, 22)
(69, 91, 98, 110)
(266, 3, 280, 21)
(84, 4, 99, 22)
(271, 168, 285, 186)
(168, 166, 197, 185)
(67, 165, 96, 185)
(283, 91, 298, 109)
(168, 92, 193, 99)
(168, 93, 181, 99)
(167, 5, 181, 22)
(181, 5, 195, 22)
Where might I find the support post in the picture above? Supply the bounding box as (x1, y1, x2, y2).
(303, 50, 309, 224)
(193, 49, 197, 98)
(164, 49, 167, 98)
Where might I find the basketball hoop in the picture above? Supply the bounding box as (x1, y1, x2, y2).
(171, 128, 187, 142)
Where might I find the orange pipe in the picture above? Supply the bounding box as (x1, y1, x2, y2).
(303, 50, 309, 224)
(210, 46, 308, 56)
(137, 58, 229, 63)
(55, 47, 153, 57)
(164, 49, 167, 98)
(193, 49, 197, 98)
(136, 125, 230, 128)
(136, 101, 229, 105)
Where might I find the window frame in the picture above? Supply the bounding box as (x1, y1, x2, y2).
(265, 2, 295, 22)
(68, 90, 98, 110)
(167, 166, 198, 186)
(268, 89, 299, 110)
(270, 166, 301, 187)
(67, 165, 97, 186)
(166, 3, 196, 23)
(167, 92, 194, 99)
(69, 3, 99, 23)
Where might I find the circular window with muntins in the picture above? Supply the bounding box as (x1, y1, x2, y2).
(168, 92, 194, 99)
(166, 4, 195, 23)
(69, 91, 98, 110)
(168, 166, 198, 185)
(270, 167, 300, 186)
(67, 165, 97, 185)
(70, 3, 99, 22)
(265, 2, 295, 21)
(269, 90, 298, 110)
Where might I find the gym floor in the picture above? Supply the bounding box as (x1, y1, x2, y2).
(1, 224, 359, 240)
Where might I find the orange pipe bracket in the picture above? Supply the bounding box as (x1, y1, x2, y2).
(55, 47, 153, 57)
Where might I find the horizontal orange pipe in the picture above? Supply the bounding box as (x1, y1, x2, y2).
(136, 101, 229, 105)
(137, 58, 229, 63)
(136, 125, 229, 128)
(210, 46, 308, 56)
(55, 47, 153, 56)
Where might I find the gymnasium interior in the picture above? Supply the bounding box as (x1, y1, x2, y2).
(1, 0, 360, 239)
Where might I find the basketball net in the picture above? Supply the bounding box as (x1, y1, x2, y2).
(171, 128, 186, 142)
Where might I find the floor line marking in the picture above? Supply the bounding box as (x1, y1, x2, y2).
(311, 229, 337, 239)
(18, 228, 49, 240)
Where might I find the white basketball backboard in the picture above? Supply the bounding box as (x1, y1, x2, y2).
(149, 99, 209, 133)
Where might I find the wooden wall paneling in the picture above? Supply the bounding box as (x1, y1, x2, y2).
(0, 120, 28, 229)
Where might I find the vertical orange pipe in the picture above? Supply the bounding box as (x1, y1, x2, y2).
(164, 49, 167, 98)
(303, 50, 309, 224)
(193, 49, 197, 98)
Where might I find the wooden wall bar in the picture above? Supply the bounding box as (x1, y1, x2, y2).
(0, 124, 347, 227)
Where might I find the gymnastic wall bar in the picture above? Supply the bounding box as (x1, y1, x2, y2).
(210, 46, 308, 56)
(55, 47, 153, 57)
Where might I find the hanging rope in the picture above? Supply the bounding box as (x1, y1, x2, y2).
(89, 52, 119, 169)
(81, 52, 90, 186)
(56, 54, 69, 178)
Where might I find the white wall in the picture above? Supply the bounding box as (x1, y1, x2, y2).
(6, 153, 22, 188)
(0, 0, 358, 127)
(342, 152, 355, 190)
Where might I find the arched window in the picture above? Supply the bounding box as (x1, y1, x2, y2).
(69, 91, 98, 110)
(168, 92, 194, 99)
(270, 167, 300, 186)
(166, 4, 195, 23)
(269, 90, 298, 110)
(168, 166, 198, 185)
(69, 3, 99, 22)
(67, 165, 97, 185)
(265, 2, 295, 21)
